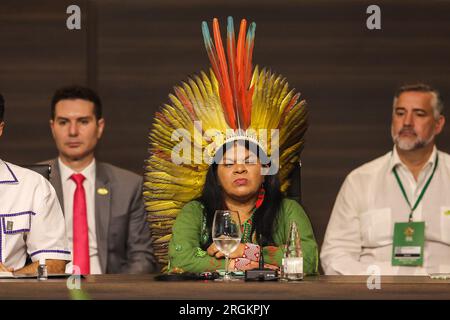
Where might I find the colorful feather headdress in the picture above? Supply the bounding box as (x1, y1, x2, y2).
(144, 17, 308, 268)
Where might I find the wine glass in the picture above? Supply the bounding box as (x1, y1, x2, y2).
(212, 210, 242, 281)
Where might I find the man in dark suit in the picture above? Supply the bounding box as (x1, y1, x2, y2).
(45, 85, 158, 274)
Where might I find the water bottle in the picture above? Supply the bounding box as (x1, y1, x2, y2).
(37, 258, 48, 281)
(281, 221, 303, 281)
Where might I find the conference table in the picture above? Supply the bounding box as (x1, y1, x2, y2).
(0, 274, 449, 300)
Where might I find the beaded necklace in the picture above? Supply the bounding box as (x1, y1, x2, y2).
(241, 207, 256, 243)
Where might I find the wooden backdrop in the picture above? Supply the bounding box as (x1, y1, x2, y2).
(1, 0, 449, 249)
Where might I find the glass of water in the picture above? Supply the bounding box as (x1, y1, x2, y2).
(212, 210, 242, 281)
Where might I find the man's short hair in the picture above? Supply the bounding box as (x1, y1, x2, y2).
(0, 93, 4, 122)
(51, 85, 102, 120)
(393, 83, 444, 119)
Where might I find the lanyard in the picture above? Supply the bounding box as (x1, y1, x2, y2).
(393, 155, 438, 222)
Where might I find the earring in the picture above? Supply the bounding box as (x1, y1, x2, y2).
(255, 185, 265, 209)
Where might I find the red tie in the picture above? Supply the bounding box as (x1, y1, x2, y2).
(71, 173, 90, 275)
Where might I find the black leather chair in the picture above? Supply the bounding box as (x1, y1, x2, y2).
(21, 164, 51, 180)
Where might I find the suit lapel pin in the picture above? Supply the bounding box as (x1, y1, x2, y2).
(97, 187, 109, 195)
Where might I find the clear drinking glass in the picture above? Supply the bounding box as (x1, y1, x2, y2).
(212, 210, 242, 281)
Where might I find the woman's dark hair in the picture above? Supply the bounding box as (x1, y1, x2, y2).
(198, 139, 283, 249)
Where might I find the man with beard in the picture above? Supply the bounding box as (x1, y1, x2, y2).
(321, 83, 450, 275)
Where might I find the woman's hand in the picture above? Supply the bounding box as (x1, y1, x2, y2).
(0, 263, 14, 273)
(207, 243, 245, 259)
(206, 243, 220, 257)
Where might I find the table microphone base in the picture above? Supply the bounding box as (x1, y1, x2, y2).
(245, 268, 278, 281)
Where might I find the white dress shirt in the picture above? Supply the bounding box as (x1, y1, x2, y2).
(0, 160, 71, 270)
(59, 158, 102, 274)
(321, 146, 450, 275)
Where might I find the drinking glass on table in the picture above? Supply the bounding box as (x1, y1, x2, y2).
(212, 210, 242, 281)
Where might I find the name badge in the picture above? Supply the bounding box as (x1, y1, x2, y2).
(6, 221, 13, 231)
(392, 221, 425, 266)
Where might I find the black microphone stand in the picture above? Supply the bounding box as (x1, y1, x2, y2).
(244, 233, 278, 281)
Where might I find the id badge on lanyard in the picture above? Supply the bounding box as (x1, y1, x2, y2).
(392, 221, 425, 266)
(391, 155, 438, 267)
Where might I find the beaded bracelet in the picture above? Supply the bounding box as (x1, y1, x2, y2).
(234, 257, 252, 270)
(242, 243, 260, 262)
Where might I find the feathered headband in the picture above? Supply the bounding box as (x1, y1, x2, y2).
(144, 17, 308, 268)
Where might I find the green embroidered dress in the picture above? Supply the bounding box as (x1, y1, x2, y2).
(168, 198, 319, 275)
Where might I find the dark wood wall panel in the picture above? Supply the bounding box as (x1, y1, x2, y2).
(1, 0, 450, 247)
(0, 0, 88, 161)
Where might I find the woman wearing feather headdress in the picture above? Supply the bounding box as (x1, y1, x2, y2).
(144, 17, 318, 274)
(168, 137, 318, 274)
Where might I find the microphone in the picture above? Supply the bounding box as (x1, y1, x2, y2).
(258, 245, 264, 270)
(244, 233, 278, 281)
